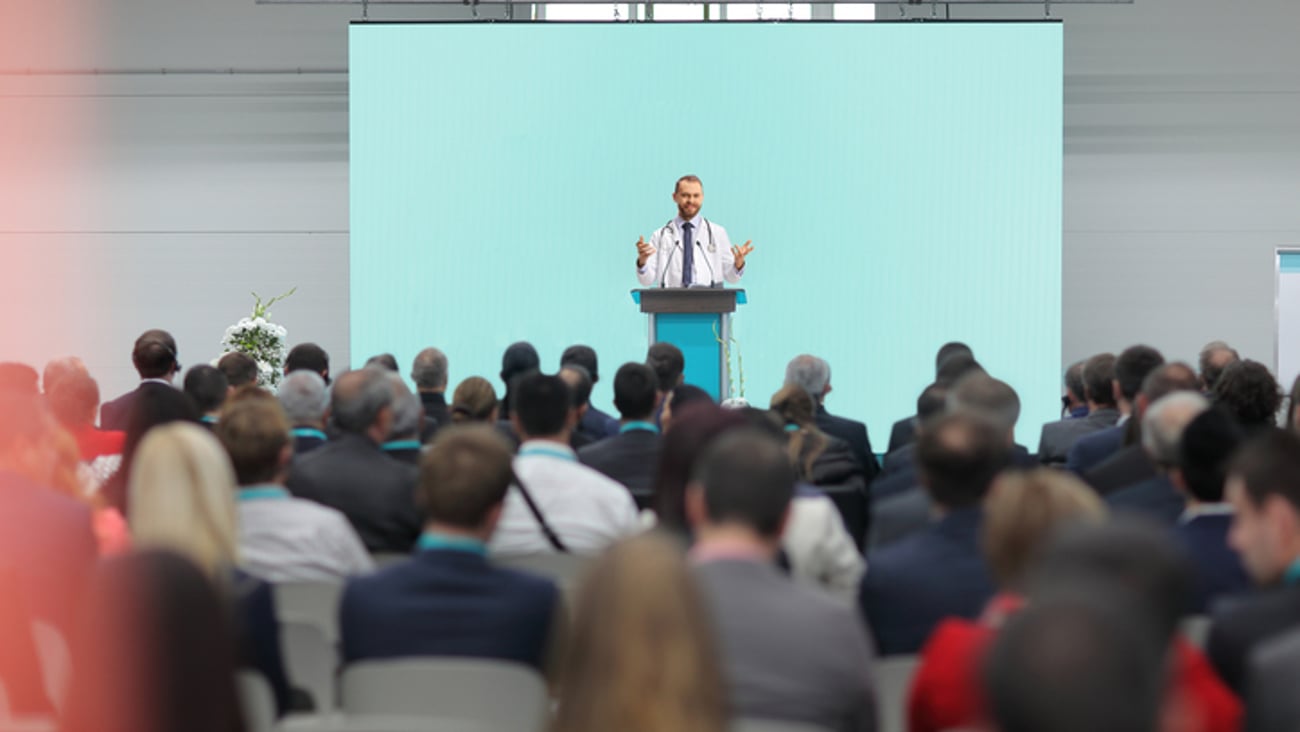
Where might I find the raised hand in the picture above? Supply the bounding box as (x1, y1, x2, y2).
(636, 236, 656, 268)
(732, 240, 755, 270)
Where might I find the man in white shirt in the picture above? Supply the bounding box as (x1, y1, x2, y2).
(635, 175, 754, 288)
(490, 373, 640, 556)
(216, 396, 373, 582)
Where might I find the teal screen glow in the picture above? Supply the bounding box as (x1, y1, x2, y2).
(350, 22, 1063, 446)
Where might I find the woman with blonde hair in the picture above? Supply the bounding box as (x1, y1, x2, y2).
(551, 533, 727, 732)
(127, 423, 293, 716)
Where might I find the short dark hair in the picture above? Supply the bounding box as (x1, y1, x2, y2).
(613, 363, 658, 421)
(419, 426, 515, 528)
(183, 366, 229, 414)
(132, 330, 179, 379)
(917, 383, 949, 426)
(216, 398, 290, 485)
(365, 353, 399, 372)
(674, 174, 702, 193)
(1082, 353, 1117, 407)
(217, 352, 258, 389)
(671, 384, 713, 412)
(285, 343, 330, 383)
(916, 412, 1010, 509)
(500, 342, 541, 386)
(1114, 346, 1165, 403)
(559, 365, 593, 408)
(936, 342, 974, 373)
(1213, 360, 1282, 431)
(1177, 408, 1244, 503)
(1064, 361, 1087, 403)
(512, 373, 572, 438)
(647, 343, 685, 392)
(1228, 429, 1300, 512)
(1140, 362, 1199, 403)
(693, 429, 794, 538)
(560, 345, 600, 383)
(936, 354, 984, 387)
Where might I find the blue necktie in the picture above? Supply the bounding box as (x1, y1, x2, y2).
(681, 222, 695, 287)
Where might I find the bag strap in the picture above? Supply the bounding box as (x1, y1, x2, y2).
(513, 476, 569, 553)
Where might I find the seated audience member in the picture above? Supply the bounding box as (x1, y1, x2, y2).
(887, 342, 974, 454)
(689, 430, 876, 731)
(0, 392, 97, 638)
(216, 398, 372, 583)
(1287, 372, 1300, 434)
(874, 383, 948, 496)
(48, 370, 125, 460)
(551, 533, 727, 732)
(909, 469, 1106, 732)
(1038, 352, 1119, 464)
(1106, 391, 1211, 525)
(379, 373, 424, 465)
(100, 329, 181, 430)
(860, 412, 1003, 655)
(490, 373, 639, 555)
(411, 347, 450, 441)
(1200, 340, 1241, 393)
(1085, 361, 1201, 494)
(184, 364, 229, 426)
(983, 593, 1165, 732)
(364, 353, 399, 371)
(499, 341, 541, 421)
(558, 363, 601, 448)
(870, 375, 1025, 550)
(278, 370, 330, 455)
(62, 551, 246, 732)
(450, 376, 500, 424)
(41, 356, 87, 395)
(1171, 408, 1250, 613)
(652, 404, 747, 538)
(217, 351, 259, 390)
(99, 382, 200, 516)
(1024, 521, 1241, 732)
(1061, 359, 1089, 419)
(647, 342, 686, 396)
(770, 385, 868, 494)
(1213, 360, 1283, 435)
(1067, 345, 1165, 473)
(785, 354, 879, 480)
(341, 426, 562, 672)
(578, 362, 663, 503)
(286, 368, 422, 553)
(128, 423, 292, 714)
(1208, 429, 1300, 692)
(561, 344, 619, 439)
(661, 383, 712, 433)
(284, 342, 330, 384)
(0, 362, 40, 394)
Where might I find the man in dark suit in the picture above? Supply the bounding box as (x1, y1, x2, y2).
(885, 342, 978, 455)
(279, 370, 330, 455)
(561, 345, 619, 439)
(1206, 430, 1300, 693)
(286, 368, 422, 553)
(99, 329, 180, 430)
(558, 364, 602, 448)
(860, 411, 1003, 655)
(379, 374, 424, 467)
(1105, 391, 1209, 526)
(340, 425, 562, 674)
(1067, 345, 1165, 474)
(784, 354, 878, 481)
(183, 364, 228, 427)
(411, 347, 450, 442)
(284, 342, 331, 384)
(689, 429, 877, 732)
(579, 362, 662, 506)
(1085, 362, 1201, 495)
(874, 383, 950, 501)
(1038, 353, 1120, 465)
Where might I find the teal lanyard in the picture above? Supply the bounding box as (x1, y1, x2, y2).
(292, 427, 327, 441)
(382, 440, 422, 452)
(417, 532, 487, 557)
(238, 486, 290, 502)
(1284, 558, 1300, 587)
(200, 415, 218, 425)
(620, 421, 659, 434)
(518, 444, 577, 462)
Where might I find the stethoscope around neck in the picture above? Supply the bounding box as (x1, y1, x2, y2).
(656, 217, 717, 287)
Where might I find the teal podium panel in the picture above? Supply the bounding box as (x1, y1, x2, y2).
(633, 289, 745, 402)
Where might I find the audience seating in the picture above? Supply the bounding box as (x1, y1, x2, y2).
(274, 581, 345, 644)
(237, 670, 278, 732)
(340, 659, 547, 732)
(874, 655, 921, 732)
(732, 719, 837, 732)
(281, 621, 340, 711)
(493, 552, 593, 607)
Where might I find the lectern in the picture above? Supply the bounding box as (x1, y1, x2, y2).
(632, 288, 747, 402)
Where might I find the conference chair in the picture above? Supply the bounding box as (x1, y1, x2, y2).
(280, 621, 340, 711)
(340, 658, 548, 732)
(1180, 615, 1211, 650)
(274, 582, 345, 644)
(732, 719, 836, 732)
(875, 655, 921, 732)
(236, 671, 277, 732)
(493, 553, 593, 609)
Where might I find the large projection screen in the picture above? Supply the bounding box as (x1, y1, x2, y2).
(350, 21, 1063, 447)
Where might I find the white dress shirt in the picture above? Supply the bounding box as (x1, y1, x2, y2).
(783, 495, 867, 604)
(236, 485, 375, 583)
(489, 441, 641, 556)
(636, 214, 744, 288)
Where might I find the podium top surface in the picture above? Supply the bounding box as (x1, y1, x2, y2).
(631, 288, 747, 314)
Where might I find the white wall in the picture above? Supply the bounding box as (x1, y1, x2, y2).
(4, 0, 1300, 401)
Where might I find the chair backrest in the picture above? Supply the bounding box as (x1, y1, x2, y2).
(273, 581, 345, 644)
(875, 655, 920, 732)
(340, 658, 547, 732)
(1180, 614, 1211, 650)
(236, 671, 277, 732)
(1245, 625, 1300, 732)
(334, 716, 497, 732)
(732, 719, 836, 732)
(280, 621, 340, 711)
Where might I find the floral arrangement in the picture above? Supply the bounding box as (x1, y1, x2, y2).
(220, 288, 295, 389)
(713, 320, 746, 399)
